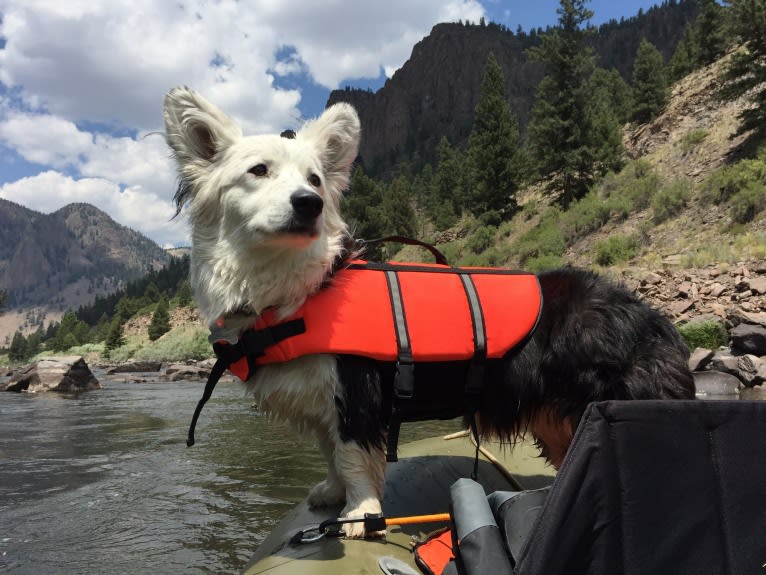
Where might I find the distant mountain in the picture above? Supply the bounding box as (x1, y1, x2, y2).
(0, 200, 171, 312)
(328, 0, 699, 176)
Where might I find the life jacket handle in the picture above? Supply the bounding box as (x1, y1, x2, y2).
(356, 235, 449, 266)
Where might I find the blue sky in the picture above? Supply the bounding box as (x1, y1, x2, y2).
(0, 1, 663, 247)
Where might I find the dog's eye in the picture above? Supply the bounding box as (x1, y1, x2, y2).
(308, 173, 321, 188)
(248, 164, 268, 177)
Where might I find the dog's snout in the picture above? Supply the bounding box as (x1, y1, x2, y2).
(290, 191, 324, 220)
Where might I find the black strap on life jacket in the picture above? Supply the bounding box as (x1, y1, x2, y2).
(381, 265, 488, 469)
(186, 318, 306, 447)
(460, 273, 487, 480)
(385, 268, 414, 463)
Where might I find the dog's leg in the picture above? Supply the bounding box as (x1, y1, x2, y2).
(335, 439, 386, 538)
(307, 431, 346, 507)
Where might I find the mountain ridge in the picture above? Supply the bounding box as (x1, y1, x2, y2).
(0, 199, 171, 343)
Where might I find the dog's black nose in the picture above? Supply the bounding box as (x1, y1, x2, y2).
(290, 191, 323, 220)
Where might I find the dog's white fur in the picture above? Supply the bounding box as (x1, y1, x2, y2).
(164, 87, 384, 537)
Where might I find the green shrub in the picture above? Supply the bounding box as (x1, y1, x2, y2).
(701, 158, 766, 205)
(560, 193, 612, 244)
(680, 129, 707, 153)
(132, 327, 212, 362)
(677, 320, 728, 350)
(651, 180, 691, 223)
(466, 225, 496, 254)
(523, 254, 563, 273)
(512, 210, 565, 266)
(730, 182, 766, 224)
(594, 233, 640, 266)
(598, 159, 660, 215)
(106, 342, 140, 363)
(459, 247, 502, 268)
(438, 242, 463, 266)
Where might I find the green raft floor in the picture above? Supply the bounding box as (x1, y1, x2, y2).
(243, 432, 555, 574)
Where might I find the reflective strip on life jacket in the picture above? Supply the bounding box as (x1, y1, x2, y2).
(222, 261, 541, 382)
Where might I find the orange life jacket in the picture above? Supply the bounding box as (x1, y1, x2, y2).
(187, 260, 542, 453)
(213, 261, 542, 383)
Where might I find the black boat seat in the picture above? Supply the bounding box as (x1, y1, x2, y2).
(448, 400, 766, 575)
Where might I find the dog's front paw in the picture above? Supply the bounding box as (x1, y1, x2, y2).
(341, 498, 385, 539)
(307, 479, 346, 508)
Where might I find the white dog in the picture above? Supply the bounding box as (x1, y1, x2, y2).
(164, 87, 383, 537)
(164, 87, 696, 540)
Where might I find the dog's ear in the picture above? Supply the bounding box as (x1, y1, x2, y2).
(163, 87, 242, 207)
(164, 87, 242, 164)
(299, 103, 360, 190)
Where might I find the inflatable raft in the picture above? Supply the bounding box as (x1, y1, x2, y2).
(243, 430, 554, 574)
(244, 400, 766, 575)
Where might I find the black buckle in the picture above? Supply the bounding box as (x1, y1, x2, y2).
(394, 361, 415, 399)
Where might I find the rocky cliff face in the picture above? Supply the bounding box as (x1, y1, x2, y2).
(328, 23, 541, 173)
(328, 2, 697, 175)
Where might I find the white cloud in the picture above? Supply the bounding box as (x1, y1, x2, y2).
(0, 0, 485, 130)
(0, 113, 92, 169)
(0, 171, 186, 248)
(0, 0, 486, 247)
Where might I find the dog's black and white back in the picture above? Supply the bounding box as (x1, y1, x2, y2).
(164, 87, 694, 538)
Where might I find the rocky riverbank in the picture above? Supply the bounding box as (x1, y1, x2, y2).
(618, 258, 766, 396)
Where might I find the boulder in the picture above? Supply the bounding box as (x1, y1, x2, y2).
(737, 354, 766, 388)
(745, 277, 766, 295)
(708, 349, 740, 375)
(3, 356, 101, 392)
(106, 361, 162, 374)
(730, 323, 766, 356)
(161, 363, 210, 382)
(693, 370, 740, 397)
(688, 347, 714, 372)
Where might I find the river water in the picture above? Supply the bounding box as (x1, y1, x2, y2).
(0, 375, 459, 575)
(2, 372, 759, 575)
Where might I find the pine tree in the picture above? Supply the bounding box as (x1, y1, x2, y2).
(667, 24, 697, 82)
(431, 137, 463, 229)
(719, 0, 766, 139)
(590, 67, 632, 125)
(143, 282, 161, 304)
(695, 0, 727, 66)
(0, 289, 7, 311)
(50, 312, 81, 352)
(631, 39, 668, 124)
(9, 331, 27, 363)
(587, 67, 628, 175)
(467, 52, 523, 224)
(25, 327, 43, 358)
(95, 313, 112, 341)
(176, 280, 193, 308)
(104, 317, 125, 356)
(381, 176, 417, 239)
(148, 296, 171, 341)
(526, 0, 598, 207)
(344, 166, 386, 260)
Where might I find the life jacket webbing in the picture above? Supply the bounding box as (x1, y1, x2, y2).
(386, 270, 414, 400)
(186, 319, 306, 447)
(459, 273, 486, 477)
(386, 269, 412, 463)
